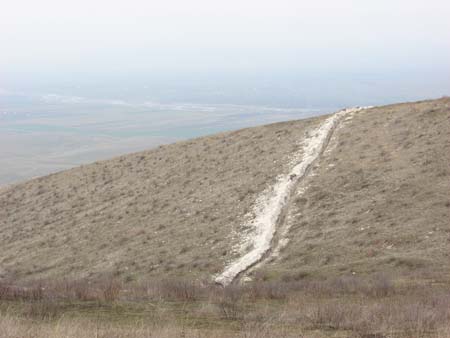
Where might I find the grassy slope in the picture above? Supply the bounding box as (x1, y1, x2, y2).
(1, 97, 450, 338)
(0, 97, 449, 285)
(260, 97, 450, 282)
(0, 115, 322, 283)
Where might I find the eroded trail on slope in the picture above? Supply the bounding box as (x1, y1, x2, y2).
(215, 107, 369, 286)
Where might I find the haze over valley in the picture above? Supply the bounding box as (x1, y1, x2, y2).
(2, 69, 449, 186)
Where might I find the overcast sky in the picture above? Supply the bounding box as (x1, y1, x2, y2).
(1, 0, 450, 81)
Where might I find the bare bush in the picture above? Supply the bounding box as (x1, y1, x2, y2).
(22, 300, 61, 320)
(217, 285, 242, 320)
(102, 279, 122, 302)
(246, 281, 287, 300)
(3, 274, 450, 337)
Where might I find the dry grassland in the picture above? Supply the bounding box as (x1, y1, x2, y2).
(1, 98, 450, 337)
(258, 98, 450, 283)
(0, 115, 322, 282)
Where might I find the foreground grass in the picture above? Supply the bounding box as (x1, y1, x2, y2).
(2, 275, 450, 337)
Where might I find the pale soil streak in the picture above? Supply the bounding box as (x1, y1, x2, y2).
(214, 107, 370, 286)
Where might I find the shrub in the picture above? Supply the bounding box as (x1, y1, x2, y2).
(102, 279, 122, 302)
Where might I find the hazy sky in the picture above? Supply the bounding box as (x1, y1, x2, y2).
(2, 0, 450, 80)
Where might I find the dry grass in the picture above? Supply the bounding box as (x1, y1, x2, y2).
(1, 99, 448, 285)
(1, 97, 450, 337)
(0, 315, 306, 338)
(260, 97, 450, 283)
(0, 116, 322, 282)
(2, 276, 450, 337)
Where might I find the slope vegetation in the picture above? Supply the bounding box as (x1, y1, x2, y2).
(0, 115, 323, 282)
(0, 97, 449, 285)
(257, 97, 450, 282)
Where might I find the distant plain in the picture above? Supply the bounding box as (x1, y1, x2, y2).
(2, 69, 449, 186)
(0, 92, 327, 186)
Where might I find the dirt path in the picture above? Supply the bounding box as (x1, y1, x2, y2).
(214, 107, 369, 286)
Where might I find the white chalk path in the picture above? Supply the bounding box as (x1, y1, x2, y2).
(215, 107, 370, 286)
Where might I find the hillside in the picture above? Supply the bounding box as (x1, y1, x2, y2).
(0, 97, 449, 285)
(0, 114, 324, 282)
(256, 98, 450, 283)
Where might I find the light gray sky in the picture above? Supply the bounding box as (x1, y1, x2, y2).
(1, 0, 450, 78)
